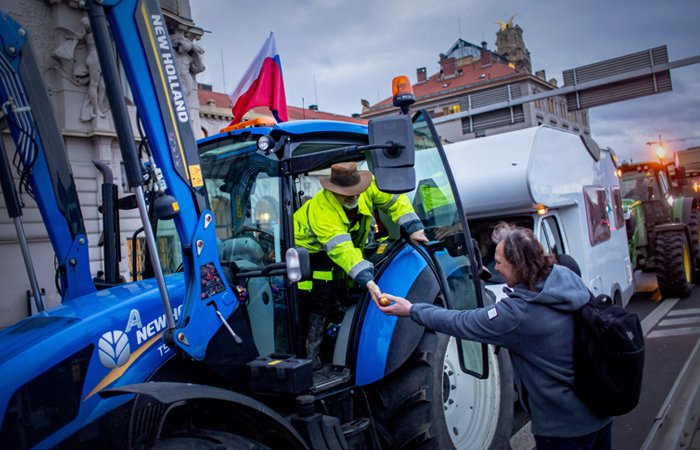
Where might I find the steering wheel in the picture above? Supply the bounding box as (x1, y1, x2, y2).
(239, 226, 277, 263)
(239, 226, 274, 239)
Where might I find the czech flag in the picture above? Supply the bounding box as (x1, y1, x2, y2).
(229, 32, 288, 124)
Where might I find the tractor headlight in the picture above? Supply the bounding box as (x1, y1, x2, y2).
(257, 135, 274, 153)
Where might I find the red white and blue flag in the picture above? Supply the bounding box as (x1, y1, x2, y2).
(229, 32, 288, 124)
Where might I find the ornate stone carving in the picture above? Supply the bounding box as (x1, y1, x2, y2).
(169, 28, 205, 107)
(50, 14, 108, 122)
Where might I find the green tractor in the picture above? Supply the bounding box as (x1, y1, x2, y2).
(620, 161, 700, 298)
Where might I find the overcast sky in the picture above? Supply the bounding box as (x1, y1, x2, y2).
(190, 0, 700, 162)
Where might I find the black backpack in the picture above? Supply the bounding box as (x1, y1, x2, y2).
(572, 293, 645, 417)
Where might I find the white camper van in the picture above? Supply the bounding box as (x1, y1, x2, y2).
(444, 125, 634, 306)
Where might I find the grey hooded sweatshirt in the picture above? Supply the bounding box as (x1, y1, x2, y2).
(410, 265, 613, 438)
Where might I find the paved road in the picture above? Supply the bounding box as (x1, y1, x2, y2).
(615, 273, 700, 450)
(510, 271, 700, 450)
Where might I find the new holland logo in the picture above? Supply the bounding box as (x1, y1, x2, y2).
(98, 330, 131, 369)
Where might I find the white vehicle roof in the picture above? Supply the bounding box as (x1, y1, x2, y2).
(444, 126, 600, 218)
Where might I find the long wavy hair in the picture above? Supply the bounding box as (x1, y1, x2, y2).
(492, 222, 555, 290)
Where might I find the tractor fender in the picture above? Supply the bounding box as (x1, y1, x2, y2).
(655, 222, 689, 240)
(355, 246, 441, 386)
(673, 197, 695, 224)
(101, 382, 308, 449)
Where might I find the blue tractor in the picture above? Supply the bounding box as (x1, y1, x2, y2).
(0, 1, 513, 448)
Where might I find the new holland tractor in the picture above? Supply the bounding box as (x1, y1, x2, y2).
(0, 2, 513, 449)
(619, 160, 700, 298)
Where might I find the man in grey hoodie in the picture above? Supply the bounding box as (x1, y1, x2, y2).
(377, 223, 613, 450)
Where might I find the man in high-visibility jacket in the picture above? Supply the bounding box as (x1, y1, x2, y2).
(294, 162, 428, 367)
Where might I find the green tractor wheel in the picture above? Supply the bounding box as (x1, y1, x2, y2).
(656, 230, 693, 298)
(689, 210, 700, 280)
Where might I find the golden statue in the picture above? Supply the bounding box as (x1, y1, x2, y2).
(496, 13, 518, 31)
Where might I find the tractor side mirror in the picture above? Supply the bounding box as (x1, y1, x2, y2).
(366, 115, 415, 193)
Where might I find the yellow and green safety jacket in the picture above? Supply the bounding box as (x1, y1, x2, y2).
(294, 179, 422, 287)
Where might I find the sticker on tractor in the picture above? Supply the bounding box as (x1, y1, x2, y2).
(125, 305, 183, 345)
(200, 262, 226, 299)
(98, 330, 131, 369)
(189, 164, 203, 187)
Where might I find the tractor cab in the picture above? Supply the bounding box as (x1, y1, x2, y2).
(619, 161, 675, 234)
(191, 112, 487, 384)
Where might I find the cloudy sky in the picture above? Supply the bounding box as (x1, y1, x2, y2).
(190, 0, 700, 162)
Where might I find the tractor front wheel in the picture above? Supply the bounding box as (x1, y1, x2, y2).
(367, 330, 513, 449)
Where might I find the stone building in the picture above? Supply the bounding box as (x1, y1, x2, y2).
(0, 0, 205, 327)
(361, 21, 590, 144)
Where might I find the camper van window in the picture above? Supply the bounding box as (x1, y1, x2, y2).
(540, 216, 564, 255)
(583, 186, 611, 245)
(611, 187, 625, 230)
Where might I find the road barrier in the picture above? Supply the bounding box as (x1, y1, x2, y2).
(640, 337, 700, 449)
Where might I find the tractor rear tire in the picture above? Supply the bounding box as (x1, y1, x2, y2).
(149, 430, 270, 449)
(366, 330, 513, 449)
(688, 211, 700, 281)
(656, 230, 693, 298)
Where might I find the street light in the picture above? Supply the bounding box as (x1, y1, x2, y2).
(646, 134, 700, 162)
(656, 143, 665, 160)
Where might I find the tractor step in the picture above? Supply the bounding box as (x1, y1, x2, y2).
(310, 366, 352, 393)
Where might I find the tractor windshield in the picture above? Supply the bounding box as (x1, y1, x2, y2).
(620, 170, 658, 200)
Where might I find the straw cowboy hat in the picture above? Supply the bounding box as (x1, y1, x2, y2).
(320, 162, 372, 196)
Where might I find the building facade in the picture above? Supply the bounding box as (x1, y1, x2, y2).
(0, 0, 205, 326)
(361, 21, 590, 144)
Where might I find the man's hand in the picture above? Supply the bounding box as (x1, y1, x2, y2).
(409, 229, 429, 245)
(375, 293, 413, 317)
(366, 280, 382, 303)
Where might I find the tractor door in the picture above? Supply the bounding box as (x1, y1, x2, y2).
(405, 111, 488, 377)
(198, 137, 290, 358)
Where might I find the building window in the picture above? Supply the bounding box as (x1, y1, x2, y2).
(126, 236, 146, 281)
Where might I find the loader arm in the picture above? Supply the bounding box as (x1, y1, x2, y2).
(0, 12, 94, 300)
(85, 0, 238, 360)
